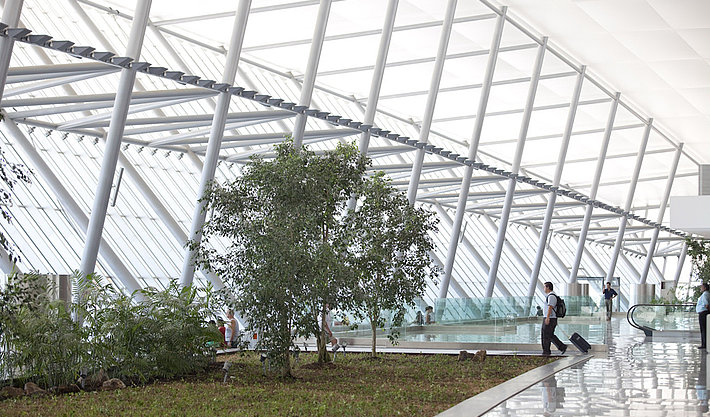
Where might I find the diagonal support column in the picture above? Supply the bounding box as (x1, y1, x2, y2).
(180, 0, 252, 286)
(605, 120, 653, 283)
(568, 93, 621, 283)
(0, 0, 23, 103)
(358, 0, 398, 157)
(406, 0, 459, 204)
(292, 0, 332, 148)
(439, 7, 506, 298)
(0, 244, 16, 274)
(639, 143, 683, 284)
(0, 116, 144, 296)
(79, 0, 152, 277)
(525, 67, 586, 299)
(484, 38, 546, 298)
(347, 0, 398, 212)
(673, 242, 688, 287)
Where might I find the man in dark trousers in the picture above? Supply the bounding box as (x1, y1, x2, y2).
(602, 282, 618, 321)
(542, 282, 567, 356)
(697, 282, 710, 349)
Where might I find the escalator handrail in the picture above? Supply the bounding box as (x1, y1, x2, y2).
(627, 303, 696, 336)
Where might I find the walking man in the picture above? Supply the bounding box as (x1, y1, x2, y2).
(602, 282, 618, 321)
(542, 282, 567, 356)
(697, 283, 710, 349)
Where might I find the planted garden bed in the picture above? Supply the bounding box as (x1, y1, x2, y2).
(0, 352, 555, 417)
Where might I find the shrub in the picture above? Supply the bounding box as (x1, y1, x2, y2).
(0, 272, 221, 388)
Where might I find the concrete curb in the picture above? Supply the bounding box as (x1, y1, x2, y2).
(435, 354, 593, 417)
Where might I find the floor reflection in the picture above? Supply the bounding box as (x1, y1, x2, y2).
(484, 319, 709, 416)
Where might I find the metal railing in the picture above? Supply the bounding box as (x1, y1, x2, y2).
(627, 304, 697, 336)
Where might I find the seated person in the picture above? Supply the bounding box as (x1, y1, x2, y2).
(536, 306, 544, 317)
(425, 306, 436, 324)
(413, 311, 424, 325)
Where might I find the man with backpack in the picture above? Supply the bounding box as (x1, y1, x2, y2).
(542, 282, 567, 356)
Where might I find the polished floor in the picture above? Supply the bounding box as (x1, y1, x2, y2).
(484, 318, 709, 416)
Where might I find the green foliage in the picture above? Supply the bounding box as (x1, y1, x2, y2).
(191, 140, 368, 375)
(0, 273, 84, 388)
(0, 272, 221, 389)
(686, 238, 710, 300)
(342, 172, 440, 356)
(0, 143, 31, 264)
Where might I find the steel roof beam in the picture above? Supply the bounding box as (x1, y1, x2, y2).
(375, 71, 576, 101)
(3, 68, 118, 98)
(6, 62, 113, 84)
(432, 97, 610, 124)
(308, 43, 537, 79)
(525, 147, 674, 169)
(1, 88, 215, 107)
(481, 123, 645, 147)
(571, 171, 696, 190)
(241, 13, 496, 52)
(151, 0, 344, 27)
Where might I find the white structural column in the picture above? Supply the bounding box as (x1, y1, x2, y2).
(524, 67, 586, 299)
(180, 0, 252, 286)
(484, 38, 546, 299)
(16, 7, 226, 290)
(439, 8, 506, 298)
(292, 0, 332, 148)
(406, 0, 459, 204)
(568, 93, 621, 283)
(673, 242, 688, 287)
(0, 245, 15, 274)
(605, 120, 653, 283)
(0, 0, 23, 103)
(639, 143, 683, 284)
(358, 0, 398, 156)
(0, 117, 144, 296)
(346, 0, 398, 212)
(79, 0, 152, 276)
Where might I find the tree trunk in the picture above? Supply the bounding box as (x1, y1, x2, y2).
(280, 314, 292, 378)
(369, 318, 377, 358)
(281, 347, 292, 378)
(317, 310, 331, 363)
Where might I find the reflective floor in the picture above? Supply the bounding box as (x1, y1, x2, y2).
(484, 318, 709, 416)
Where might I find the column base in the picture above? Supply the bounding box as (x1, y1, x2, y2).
(632, 283, 656, 306)
(564, 282, 583, 297)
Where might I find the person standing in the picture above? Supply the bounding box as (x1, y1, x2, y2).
(602, 282, 618, 321)
(697, 283, 710, 349)
(542, 282, 567, 356)
(225, 309, 239, 348)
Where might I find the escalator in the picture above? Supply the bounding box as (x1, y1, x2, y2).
(627, 304, 697, 337)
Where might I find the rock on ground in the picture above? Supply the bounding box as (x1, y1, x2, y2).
(50, 384, 81, 395)
(101, 378, 126, 391)
(86, 369, 109, 391)
(24, 382, 46, 396)
(0, 386, 25, 400)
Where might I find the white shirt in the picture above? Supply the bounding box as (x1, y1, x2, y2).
(546, 292, 558, 319)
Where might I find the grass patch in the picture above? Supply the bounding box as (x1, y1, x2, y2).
(0, 352, 555, 417)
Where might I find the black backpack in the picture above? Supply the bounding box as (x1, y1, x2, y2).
(547, 293, 567, 318)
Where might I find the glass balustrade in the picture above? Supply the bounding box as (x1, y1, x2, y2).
(329, 296, 607, 346)
(627, 304, 698, 336)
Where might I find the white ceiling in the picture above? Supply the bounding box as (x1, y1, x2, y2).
(495, 0, 710, 164)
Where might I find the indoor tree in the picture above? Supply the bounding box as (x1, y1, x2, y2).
(686, 237, 710, 300)
(342, 171, 439, 357)
(190, 140, 367, 376)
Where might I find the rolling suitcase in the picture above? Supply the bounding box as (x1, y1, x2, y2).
(568, 332, 591, 353)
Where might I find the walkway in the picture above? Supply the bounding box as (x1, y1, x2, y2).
(483, 318, 708, 416)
